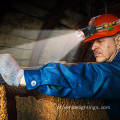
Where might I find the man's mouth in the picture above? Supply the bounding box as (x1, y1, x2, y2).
(95, 53, 101, 57)
(94, 52, 101, 57)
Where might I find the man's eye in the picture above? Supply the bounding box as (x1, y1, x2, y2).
(91, 40, 95, 44)
(98, 40, 103, 42)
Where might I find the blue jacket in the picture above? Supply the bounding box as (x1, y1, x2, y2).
(24, 51, 120, 100)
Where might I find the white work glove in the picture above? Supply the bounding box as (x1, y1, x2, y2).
(0, 54, 24, 86)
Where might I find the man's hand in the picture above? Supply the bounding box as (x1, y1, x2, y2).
(0, 54, 24, 86)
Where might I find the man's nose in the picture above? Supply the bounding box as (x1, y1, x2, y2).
(92, 41, 99, 51)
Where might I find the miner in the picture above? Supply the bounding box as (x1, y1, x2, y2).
(0, 14, 120, 119)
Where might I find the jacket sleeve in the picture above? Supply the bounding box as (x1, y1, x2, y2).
(24, 62, 120, 99)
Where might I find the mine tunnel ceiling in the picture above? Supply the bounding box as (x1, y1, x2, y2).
(0, 0, 120, 66)
(2, 0, 120, 16)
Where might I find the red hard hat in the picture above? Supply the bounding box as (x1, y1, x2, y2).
(84, 14, 120, 42)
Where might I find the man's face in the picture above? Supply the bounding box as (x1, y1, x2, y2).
(92, 37, 117, 63)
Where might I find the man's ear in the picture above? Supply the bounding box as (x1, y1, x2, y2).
(115, 35, 120, 50)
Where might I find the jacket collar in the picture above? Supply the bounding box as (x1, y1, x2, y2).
(113, 51, 120, 62)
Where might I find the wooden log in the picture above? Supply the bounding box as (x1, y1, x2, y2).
(16, 91, 110, 120)
(0, 85, 8, 120)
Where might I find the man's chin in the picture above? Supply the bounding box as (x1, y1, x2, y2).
(95, 57, 105, 63)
